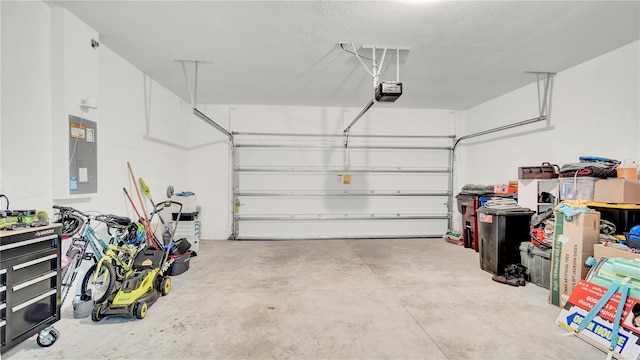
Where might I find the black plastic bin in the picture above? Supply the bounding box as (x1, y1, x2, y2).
(588, 203, 640, 234)
(477, 207, 534, 275)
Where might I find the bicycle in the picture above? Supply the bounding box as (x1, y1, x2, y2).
(53, 206, 132, 305)
(84, 221, 145, 299)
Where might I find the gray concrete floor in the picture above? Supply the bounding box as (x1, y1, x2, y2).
(4, 239, 602, 359)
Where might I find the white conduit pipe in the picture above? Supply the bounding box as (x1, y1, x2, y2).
(180, 61, 195, 108)
(396, 48, 400, 82)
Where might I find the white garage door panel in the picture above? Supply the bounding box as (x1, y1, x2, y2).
(232, 133, 453, 240)
(237, 196, 450, 214)
(237, 219, 448, 239)
(238, 173, 451, 191)
(238, 148, 450, 168)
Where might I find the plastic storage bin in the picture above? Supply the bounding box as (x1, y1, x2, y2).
(587, 202, 640, 234)
(519, 241, 551, 289)
(559, 176, 598, 201)
(477, 207, 535, 275)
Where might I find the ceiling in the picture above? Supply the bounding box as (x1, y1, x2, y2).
(51, 1, 639, 110)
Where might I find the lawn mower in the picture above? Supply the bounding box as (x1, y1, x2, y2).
(91, 247, 170, 321)
(91, 180, 182, 321)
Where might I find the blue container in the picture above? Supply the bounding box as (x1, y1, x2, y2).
(626, 233, 640, 249)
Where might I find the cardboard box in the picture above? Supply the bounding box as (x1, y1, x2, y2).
(594, 244, 640, 262)
(556, 280, 640, 359)
(494, 181, 518, 194)
(550, 210, 601, 306)
(594, 179, 640, 204)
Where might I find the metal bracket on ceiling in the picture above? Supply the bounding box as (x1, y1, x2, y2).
(176, 59, 233, 140)
(339, 43, 409, 153)
(525, 71, 556, 118)
(360, 44, 409, 90)
(176, 59, 213, 108)
(340, 43, 408, 90)
(452, 71, 557, 150)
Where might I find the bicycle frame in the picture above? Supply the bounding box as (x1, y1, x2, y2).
(58, 213, 111, 304)
(93, 242, 137, 283)
(55, 205, 139, 304)
(74, 219, 110, 263)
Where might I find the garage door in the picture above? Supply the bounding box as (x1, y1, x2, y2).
(231, 132, 453, 240)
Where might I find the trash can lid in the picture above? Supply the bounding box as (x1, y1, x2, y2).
(459, 184, 495, 195)
(477, 207, 535, 216)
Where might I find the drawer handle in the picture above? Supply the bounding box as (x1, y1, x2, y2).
(13, 271, 57, 292)
(13, 254, 57, 271)
(0, 269, 6, 276)
(0, 285, 5, 293)
(0, 303, 5, 311)
(0, 234, 58, 251)
(12, 289, 56, 312)
(0, 320, 5, 328)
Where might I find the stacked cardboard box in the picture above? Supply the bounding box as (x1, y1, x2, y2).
(550, 210, 601, 306)
(594, 179, 640, 204)
(594, 244, 640, 262)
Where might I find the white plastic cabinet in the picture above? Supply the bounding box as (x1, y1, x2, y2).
(517, 179, 559, 214)
(170, 212, 200, 256)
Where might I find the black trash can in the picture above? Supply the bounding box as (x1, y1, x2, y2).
(455, 193, 481, 250)
(477, 207, 534, 275)
(455, 185, 496, 251)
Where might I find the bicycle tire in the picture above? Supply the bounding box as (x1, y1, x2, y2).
(81, 261, 116, 303)
(59, 248, 81, 305)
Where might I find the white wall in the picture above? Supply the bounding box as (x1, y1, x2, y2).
(0, 0, 2, 187)
(227, 106, 455, 137)
(1, 1, 52, 211)
(458, 40, 640, 188)
(0, 3, 221, 239)
(50, 6, 100, 199)
(186, 104, 232, 239)
(97, 45, 191, 213)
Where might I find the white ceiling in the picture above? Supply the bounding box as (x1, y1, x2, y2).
(52, 1, 639, 110)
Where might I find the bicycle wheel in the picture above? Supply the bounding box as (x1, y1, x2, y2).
(59, 248, 81, 305)
(81, 261, 116, 303)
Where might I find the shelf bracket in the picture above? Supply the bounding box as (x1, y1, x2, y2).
(453, 71, 556, 150)
(448, 71, 556, 230)
(525, 71, 556, 118)
(176, 59, 233, 140)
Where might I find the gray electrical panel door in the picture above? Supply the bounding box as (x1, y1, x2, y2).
(68, 115, 97, 195)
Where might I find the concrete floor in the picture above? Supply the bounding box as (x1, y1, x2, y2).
(4, 239, 602, 359)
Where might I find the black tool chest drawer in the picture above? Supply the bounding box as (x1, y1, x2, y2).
(1, 267, 6, 352)
(0, 224, 61, 354)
